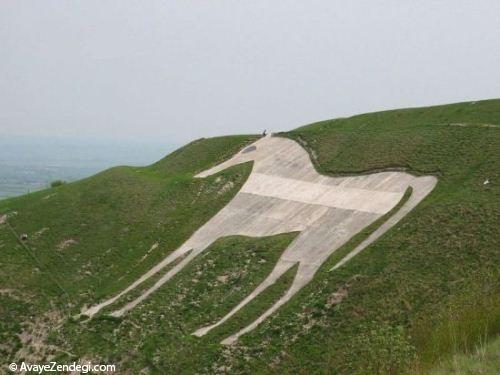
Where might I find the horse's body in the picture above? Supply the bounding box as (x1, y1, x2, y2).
(83, 135, 437, 344)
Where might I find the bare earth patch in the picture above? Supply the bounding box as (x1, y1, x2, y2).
(57, 239, 78, 250)
(0, 288, 17, 297)
(15, 309, 70, 364)
(139, 242, 159, 262)
(34, 227, 50, 238)
(218, 181, 235, 196)
(217, 275, 229, 284)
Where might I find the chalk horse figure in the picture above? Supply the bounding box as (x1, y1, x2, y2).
(83, 134, 437, 345)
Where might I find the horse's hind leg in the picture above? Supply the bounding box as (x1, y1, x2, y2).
(110, 244, 209, 317)
(220, 263, 315, 345)
(192, 259, 296, 337)
(82, 244, 191, 318)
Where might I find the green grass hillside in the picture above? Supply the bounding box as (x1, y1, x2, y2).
(430, 335, 500, 374)
(277, 99, 499, 373)
(0, 99, 499, 374)
(0, 135, 257, 363)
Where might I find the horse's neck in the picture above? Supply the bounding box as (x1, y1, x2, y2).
(252, 151, 318, 181)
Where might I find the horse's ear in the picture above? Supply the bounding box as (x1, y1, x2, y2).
(195, 145, 256, 179)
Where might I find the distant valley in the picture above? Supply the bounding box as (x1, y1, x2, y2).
(0, 136, 176, 199)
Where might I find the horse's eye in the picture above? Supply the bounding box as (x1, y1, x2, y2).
(242, 145, 257, 154)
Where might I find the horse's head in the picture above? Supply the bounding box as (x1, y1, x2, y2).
(195, 134, 273, 178)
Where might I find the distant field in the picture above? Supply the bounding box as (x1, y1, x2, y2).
(0, 164, 99, 199)
(0, 136, 177, 199)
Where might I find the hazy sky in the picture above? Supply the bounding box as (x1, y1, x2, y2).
(1, 1, 499, 144)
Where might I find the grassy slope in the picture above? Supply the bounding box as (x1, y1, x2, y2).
(264, 99, 499, 373)
(61, 233, 298, 373)
(0, 135, 259, 364)
(0, 99, 499, 374)
(430, 335, 500, 374)
(188, 100, 498, 375)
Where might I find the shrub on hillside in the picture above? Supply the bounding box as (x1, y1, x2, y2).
(50, 180, 66, 188)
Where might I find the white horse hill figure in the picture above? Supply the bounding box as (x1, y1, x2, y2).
(82, 134, 437, 345)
